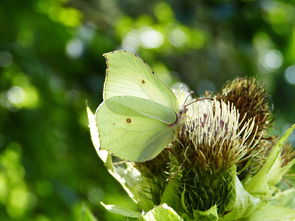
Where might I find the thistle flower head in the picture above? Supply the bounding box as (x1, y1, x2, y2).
(215, 78, 274, 177)
(216, 77, 271, 139)
(161, 97, 257, 213)
(177, 99, 258, 171)
(158, 77, 294, 216)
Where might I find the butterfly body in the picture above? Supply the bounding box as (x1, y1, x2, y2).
(168, 107, 187, 128)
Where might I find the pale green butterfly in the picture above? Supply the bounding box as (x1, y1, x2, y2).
(95, 50, 186, 162)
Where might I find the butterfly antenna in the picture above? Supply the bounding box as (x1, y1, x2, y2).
(184, 97, 214, 108)
(183, 91, 195, 106)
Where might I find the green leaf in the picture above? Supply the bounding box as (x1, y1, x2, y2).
(87, 106, 157, 211)
(268, 158, 295, 186)
(100, 202, 142, 218)
(79, 204, 98, 221)
(246, 204, 295, 221)
(142, 204, 183, 221)
(160, 177, 182, 211)
(220, 167, 261, 221)
(271, 189, 295, 209)
(160, 153, 183, 213)
(193, 205, 218, 221)
(87, 106, 109, 163)
(244, 124, 295, 196)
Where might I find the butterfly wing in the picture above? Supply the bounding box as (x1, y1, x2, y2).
(95, 96, 177, 162)
(103, 51, 179, 113)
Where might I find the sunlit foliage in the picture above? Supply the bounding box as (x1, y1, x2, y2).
(0, 0, 294, 220)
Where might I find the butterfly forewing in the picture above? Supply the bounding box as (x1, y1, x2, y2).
(103, 51, 179, 113)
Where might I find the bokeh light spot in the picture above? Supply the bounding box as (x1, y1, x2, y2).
(169, 28, 188, 47)
(0, 174, 8, 202)
(66, 39, 84, 59)
(17, 29, 34, 47)
(58, 8, 82, 27)
(188, 29, 206, 49)
(122, 30, 140, 52)
(154, 2, 174, 22)
(139, 27, 164, 49)
(260, 49, 283, 71)
(7, 86, 26, 105)
(0, 144, 35, 218)
(284, 65, 295, 85)
(79, 23, 96, 42)
(6, 82, 39, 109)
(0, 51, 13, 68)
(7, 186, 31, 218)
(65, 89, 81, 104)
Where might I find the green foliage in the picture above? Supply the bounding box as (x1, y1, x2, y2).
(141, 204, 183, 221)
(244, 124, 295, 196)
(100, 202, 141, 218)
(192, 206, 218, 221)
(0, 144, 32, 218)
(219, 168, 261, 221)
(78, 204, 98, 221)
(1, 0, 295, 220)
(245, 204, 295, 221)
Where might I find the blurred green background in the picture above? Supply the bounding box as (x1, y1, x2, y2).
(0, 0, 295, 220)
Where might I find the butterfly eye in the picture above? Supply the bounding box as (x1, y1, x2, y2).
(179, 107, 188, 115)
(141, 80, 145, 84)
(126, 118, 132, 123)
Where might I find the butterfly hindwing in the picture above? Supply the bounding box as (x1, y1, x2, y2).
(95, 96, 177, 162)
